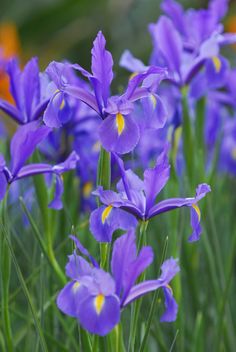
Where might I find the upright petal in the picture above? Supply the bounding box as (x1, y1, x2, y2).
(161, 0, 186, 35)
(23, 57, 40, 120)
(144, 147, 170, 213)
(149, 16, 183, 78)
(52, 151, 79, 174)
(91, 31, 113, 107)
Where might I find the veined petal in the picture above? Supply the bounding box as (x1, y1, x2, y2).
(91, 31, 113, 107)
(76, 294, 120, 336)
(57, 281, 86, 318)
(99, 114, 140, 154)
(89, 206, 137, 243)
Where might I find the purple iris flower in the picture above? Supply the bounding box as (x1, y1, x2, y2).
(92, 148, 211, 242)
(120, 0, 235, 92)
(43, 61, 83, 128)
(0, 58, 50, 124)
(57, 230, 180, 335)
(0, 121, 79, 209)
(47, 31, 167, 154)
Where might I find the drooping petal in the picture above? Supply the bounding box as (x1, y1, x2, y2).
(89, 206, 137, 243)
(99, 114, 140, 154)
(10, 121, 51, 175)
(76, 293, 120, 336)
(43, 91, 70, 128)
(57, 281, 86, 317)
(123, 257, 180, 307)
(48, 174, 63, 210)
(141, 93, 167, 129)
(160, 286, 178, 322)
(188, 205, 202, 242)
(147, 197, 195, 219)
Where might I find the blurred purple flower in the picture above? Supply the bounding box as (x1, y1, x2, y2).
(57, 230, 180, 335)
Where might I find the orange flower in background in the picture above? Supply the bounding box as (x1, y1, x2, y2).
(226, 15, 236, 33)
(0, 22, 20, 102)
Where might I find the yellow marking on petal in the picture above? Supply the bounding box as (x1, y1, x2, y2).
(150, 94, 157, 109)
(212, 56, 221, 73)
(101, 205, 113, 224)
(116, 113, 125, 136)
(83, 182, 93, 198)
(166, 284, 173, 295)
(129, 72, 138, 80)
(94, 294, 105, 315)
(72, 282, 80, 293)
(92, 141, 101, 152)
(192, 204, 201, 221)
(231, 147, 236, 160)
(60, 99, 65, 110)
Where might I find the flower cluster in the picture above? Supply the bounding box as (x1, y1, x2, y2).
(1, 0, 235, 341)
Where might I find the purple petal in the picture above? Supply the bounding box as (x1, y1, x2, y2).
(160, 287, 178, 322)
(158, 257, 180, 284)
(161, 0, 186, 35)
(43, 91, 67, 128)
(6, 58, 22, 111)
(48, 175, 63, 210)
(119, 50, 147, 72)
(0, 172, 8, 200)
(69, 235, 99, 268)
(188, 206, 202, 242)
(77, 293, 120, 336)
(144, 147, 170, 212)
(52, 151, 79, 174)
(10, 121, 51, 175)
(23, 57, 40, 120)
(57, 281, 85, 317)
(91, 31, 113, 107)
(111, 229, 153, 301)
(0, 100, 21, 123)
(99, 114, 140, 154)
(89, 206, 137, 243)
(149, 16, 183, 77)
(147, 197, 195, 219)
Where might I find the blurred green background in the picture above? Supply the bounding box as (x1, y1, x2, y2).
(1, 0, 235, 72)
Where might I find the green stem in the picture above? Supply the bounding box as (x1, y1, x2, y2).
(139, 236, 169, 352)
(97, 146, 111, 271)
(181, 86, 195, 185)
(0, 195, 13, 352)
(128, 221, 149, 352)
